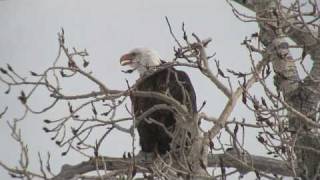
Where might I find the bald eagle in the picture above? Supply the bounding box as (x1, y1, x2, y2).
(120, 48, 197, 154)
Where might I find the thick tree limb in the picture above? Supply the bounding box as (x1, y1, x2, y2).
(208, 153, 297, 177)
(208, 58, 266, 139)
(232, 0, 320, 61)
(51, 152, 296, 180)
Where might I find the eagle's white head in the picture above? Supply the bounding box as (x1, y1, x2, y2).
(120, 48, 161, 76)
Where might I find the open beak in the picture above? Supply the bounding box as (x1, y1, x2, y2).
(120, 53, 134, 66)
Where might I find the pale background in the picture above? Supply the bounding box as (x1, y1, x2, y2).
(0, 0, 266, 179)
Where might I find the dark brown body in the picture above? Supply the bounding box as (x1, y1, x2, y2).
(131, 67, 197, 154)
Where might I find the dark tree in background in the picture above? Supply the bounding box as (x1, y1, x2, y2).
(0, 0, 320, 179)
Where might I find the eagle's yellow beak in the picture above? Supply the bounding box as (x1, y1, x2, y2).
(120, 53, 134, 66)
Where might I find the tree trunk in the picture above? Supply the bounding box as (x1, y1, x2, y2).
(250, 0, 320, 179)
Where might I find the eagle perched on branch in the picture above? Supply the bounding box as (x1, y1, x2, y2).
(120, 48, 197, 154)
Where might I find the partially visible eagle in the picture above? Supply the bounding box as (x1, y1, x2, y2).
(120, 48, 197, 154)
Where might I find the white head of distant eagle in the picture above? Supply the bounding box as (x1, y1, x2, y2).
(120, 48, 161, 75)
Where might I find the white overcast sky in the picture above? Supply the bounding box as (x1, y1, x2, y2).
(0, 0, 265, 179)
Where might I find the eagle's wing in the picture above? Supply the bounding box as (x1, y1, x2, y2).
(131, 68, 197, 154)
